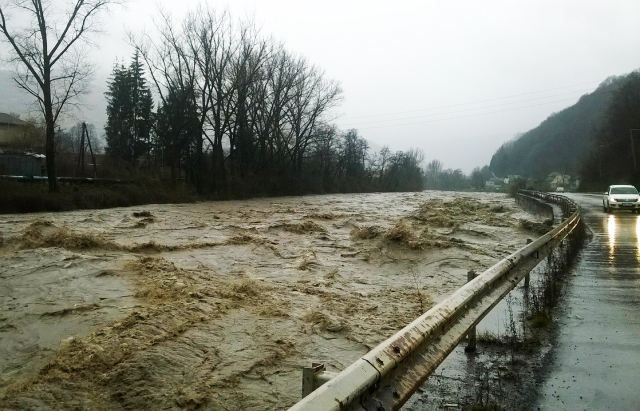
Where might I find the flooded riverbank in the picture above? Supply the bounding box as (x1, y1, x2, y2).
(0, 191, 546, 409)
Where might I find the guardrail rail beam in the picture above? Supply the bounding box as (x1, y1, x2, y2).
(291, 191, 581, 411)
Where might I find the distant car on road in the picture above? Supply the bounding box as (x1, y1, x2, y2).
(603, 185, 640, 213)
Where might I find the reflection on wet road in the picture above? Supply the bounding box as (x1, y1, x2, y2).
(604, 213, 640, 264)
(535, 194, 640, 410)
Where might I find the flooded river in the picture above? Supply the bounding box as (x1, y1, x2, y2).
(0, 191, 545, 409)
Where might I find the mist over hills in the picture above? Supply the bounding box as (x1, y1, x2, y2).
(489, 76, 622, 179)
(0, 70, 33, 116)
(0, 69, 106, 129)
(4, 63, 640, 191)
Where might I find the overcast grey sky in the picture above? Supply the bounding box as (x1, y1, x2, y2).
(3, 0, 640, 171)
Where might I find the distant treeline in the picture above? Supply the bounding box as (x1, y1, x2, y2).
(102, 7, 423, 197)
(423, 160, 492, 191)
(489, 71, 640, 190)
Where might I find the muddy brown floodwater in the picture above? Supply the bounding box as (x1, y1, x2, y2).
(0, 191, 546, 410)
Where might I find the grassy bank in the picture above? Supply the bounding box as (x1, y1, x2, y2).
(0, 180, 196, 214)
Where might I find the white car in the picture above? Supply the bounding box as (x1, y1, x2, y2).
(603, 185, 640, 213)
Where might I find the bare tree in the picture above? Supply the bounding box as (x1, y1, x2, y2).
(425, 159, 443, 188)
(0, 0, 117, 191)
(284, 60, 341, 171)
(227, 24, 269, 176)
(135, 5, 343, 192)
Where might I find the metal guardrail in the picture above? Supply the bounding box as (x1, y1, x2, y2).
(519, 190, 577, 218)
(290, 191, 581, 411)
(516, 191, 555, 221)
(0, 175, 128, 184)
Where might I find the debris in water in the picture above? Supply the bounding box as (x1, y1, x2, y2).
(0, 191, 548, 409)
(132, 211, 153, 218)
(296, 250, 318, 270)
(519, 219, 552, 235)
(384, 221, 421, 249)
(40, 304, 101, 317)
(303, 310, 345, 333)
(14, 221, 116, 251)
(278, 220, 326, 234)
(351, 225, 381, 240)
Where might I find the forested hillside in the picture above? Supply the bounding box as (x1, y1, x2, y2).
(580, 72, 640, 189)
(489, 76, 623, 179)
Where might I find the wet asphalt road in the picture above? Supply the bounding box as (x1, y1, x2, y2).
(535, 193, 640, 410)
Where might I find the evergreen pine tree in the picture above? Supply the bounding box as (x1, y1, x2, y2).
(105, 51, 154, 164)
(130, 51, 154, 161)
(105, 63, 132, 162)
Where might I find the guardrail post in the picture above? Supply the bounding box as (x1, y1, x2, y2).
(524, 239, 533, 288)
(465, 270, 477, 353)
(301, 363, 337, 398)
(290, 192, 582, 410)
(302, 363, 323, 398)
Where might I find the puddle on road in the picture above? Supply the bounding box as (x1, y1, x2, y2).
(0, 191, 545, 409)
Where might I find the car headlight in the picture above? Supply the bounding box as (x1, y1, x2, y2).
(610, 198, 616, 202)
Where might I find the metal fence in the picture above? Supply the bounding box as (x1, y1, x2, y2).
(290, 191, 581, 411)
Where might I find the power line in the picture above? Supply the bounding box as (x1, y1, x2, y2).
(340, 90, 586, 128)
(339, 79, 600, 121)
(349, 96, 578, 131)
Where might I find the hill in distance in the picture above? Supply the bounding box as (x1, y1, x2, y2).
(0, 70, 34, 116)
(489, 75, 629, 180)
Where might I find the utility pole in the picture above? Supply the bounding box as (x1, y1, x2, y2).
(83, 122, 97, 178)
(76, 122, 97, 178)
(77, 125, 86, 176)
(630, 129, 640, 171)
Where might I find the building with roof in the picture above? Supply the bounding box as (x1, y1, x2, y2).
(0, 113, 46, 176)
(0, 112, 30, 147)
(0, 150, 45, 177)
